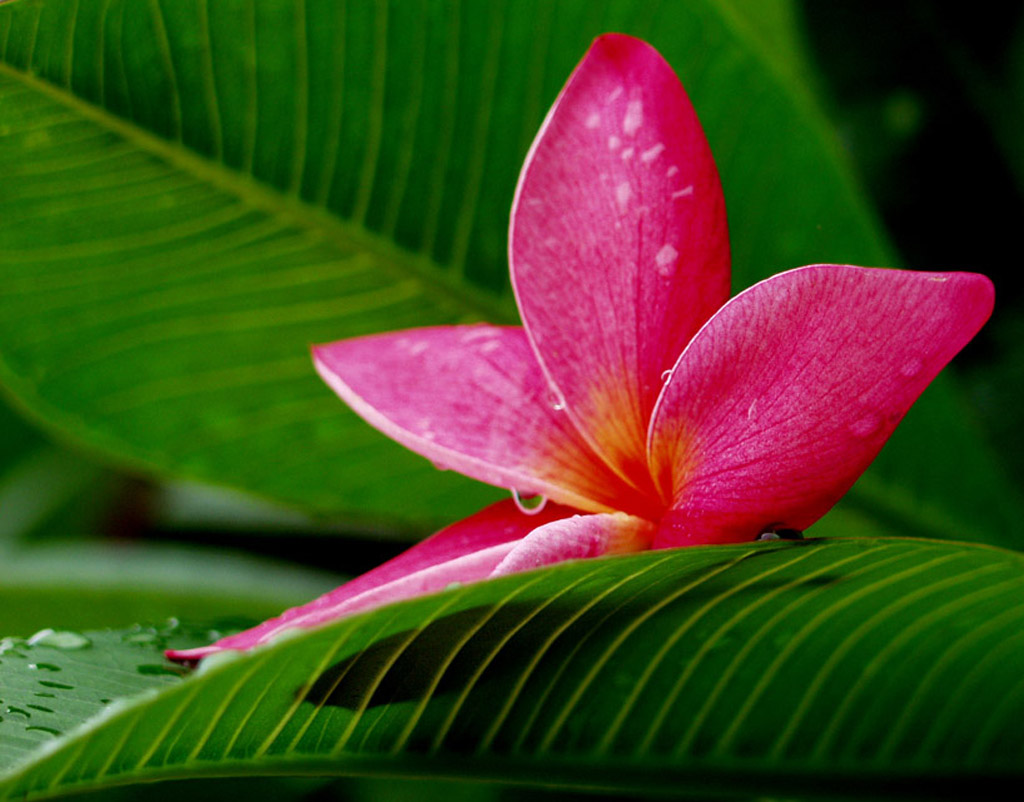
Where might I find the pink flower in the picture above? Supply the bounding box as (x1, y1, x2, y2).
(168, 34, 992, 662)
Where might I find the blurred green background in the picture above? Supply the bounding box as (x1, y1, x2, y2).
(1, 0, 1023, 798)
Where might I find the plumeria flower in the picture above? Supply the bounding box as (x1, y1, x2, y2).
(168, 34, 992, 662)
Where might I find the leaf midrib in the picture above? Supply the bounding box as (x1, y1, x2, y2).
(0, 59, 516, 327)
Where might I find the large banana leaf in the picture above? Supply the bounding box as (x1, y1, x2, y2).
(0, 0, 1017, 540)
(1, 537, 1022, 799)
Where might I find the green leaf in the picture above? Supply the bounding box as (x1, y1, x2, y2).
(0, 0, 1018, 541)
(2, 537, 1023, 799)
(0, 541, 339, 635)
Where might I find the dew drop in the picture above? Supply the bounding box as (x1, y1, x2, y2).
(655, 244, 679, 276)
(27, 663, 61, 672)
(547, 388, 567, 412)
(122, 631, 159, 646)
(623, 99, 643, 136)
(27, 629, 91, 650)
(137, 663, 189, 677)
(615, 181, 632, 209)
(900, 358, 923, 378)
(849, 414, 881, 438)
(512, 489, 548, 516)
(25, 726, 61, 737)
(5, 707, 30, 719)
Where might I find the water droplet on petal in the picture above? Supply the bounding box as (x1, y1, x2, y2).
(849, 414, 881, 438)
(655, 244, 678, 277)
(616, 182, 632, 210)
(547, 388, 567, 412)
(900, 358, 923, 377)
(623, 99, 643, 136)
(512, 489, 548, 515)
(641, 143, 665, 163)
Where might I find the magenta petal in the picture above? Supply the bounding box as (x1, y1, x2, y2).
(648, 265, 995, 547)
(166, 499, 575, 661)
(511, 33, 729, 486)
(314, 325, 658, 516)
(491, 512, 656, 576)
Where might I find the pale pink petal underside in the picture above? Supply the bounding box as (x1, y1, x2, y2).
(491, 512, 656, 576)
(511, 33, 729, 488)
(648, 265, 994, 547)
(166, 499, 574, 662)
(314, 325, 658, 516)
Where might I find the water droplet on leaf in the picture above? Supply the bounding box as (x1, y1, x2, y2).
(25, 726, 60, 737)
(27, 629, 91, 650)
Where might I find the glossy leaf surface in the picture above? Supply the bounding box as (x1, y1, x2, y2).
(2, 538, 1023, 799)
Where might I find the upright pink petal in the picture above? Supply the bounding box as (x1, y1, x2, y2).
(166, 499, 574, 662)
(314, 325, 659, 516)
(648, 265, 994, 547)
(491, 512, 656, 576)
(511, 33, 729, 489)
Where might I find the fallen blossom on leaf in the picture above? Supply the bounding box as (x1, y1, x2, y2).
(168, 33, 993, 662)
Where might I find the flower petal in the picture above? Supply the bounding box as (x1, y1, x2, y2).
(648, 265, 994, 547)
(166, 499, 574, 661)
(312, 324, 659, 516)
(491, 512, 656, 576)
(510, 33, 729, 488)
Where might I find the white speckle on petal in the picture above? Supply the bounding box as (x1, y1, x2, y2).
(655, 243, 678, 276)
(526, 197, 543, 207)
(616, 182, 632, 209)
(543, 236, 559, 248)
(607, 135, 621, 151)
(671, 185, 694, 200)
(900, 358, 923, 377)
(623, 100, 643, 136)
(585, 111, 600, 129)
(640, 143, 665, 163)
(607, 86, 624, 103)
(666, 165, 680, 177)
(460, 327, 494, 343)
(849, 414, 881, 438)
(620, 147, 634, 161)
(929, 275, 949, 282)
(408, 341, 429, 356)
(480, 340, 501, 354)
